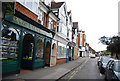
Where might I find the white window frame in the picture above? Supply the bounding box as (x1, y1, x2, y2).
(38, 9, 44, 25)
(17, 0, 39, 15)
(48, 18, 53, 29)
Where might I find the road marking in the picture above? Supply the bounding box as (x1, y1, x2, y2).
(68, 72, 76, 81)
(67, 58, 89, 81)
(100, 73, 103, 76)
(71, 71, 76, 74)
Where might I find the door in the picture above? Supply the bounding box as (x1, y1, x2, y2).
(45, 42, 51, 66)
(51, 43, 57, 66)
(80, 51, 82, 57)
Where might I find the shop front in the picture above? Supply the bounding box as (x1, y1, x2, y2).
(66, 42, 76, 62)
(50, 40, 57, 67)
(53, 33, 68, 64)
(1, 25, 20, 75)
(1, 11, 54, 75)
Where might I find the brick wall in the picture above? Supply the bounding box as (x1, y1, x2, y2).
(15, 2, 38, 21)
(56, 58, 66, 64)
(74, 46, 79, 59)
(53, 21, 57, 31)
(43, 12, 47, 27)
(82, 34, 85, 47)
(78, 33, 80, 46)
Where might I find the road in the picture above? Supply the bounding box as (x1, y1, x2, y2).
(59, 57, 105, 80)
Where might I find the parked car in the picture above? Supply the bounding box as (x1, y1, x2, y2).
(97, 56, 102, 66)
(97, 56, 111, 66)
(98, 56, 113, 74)
(105, 59, 120, 81)
(89, 54, 96, 58)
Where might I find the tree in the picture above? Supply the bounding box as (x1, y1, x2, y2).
(99, 36, 120, 59)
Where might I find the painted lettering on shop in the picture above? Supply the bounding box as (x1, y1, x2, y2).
(12, 16, 52, 38)
(13, 16, 39, 32)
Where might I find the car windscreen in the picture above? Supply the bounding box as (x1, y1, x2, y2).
(114, 61, 120, 72)
(102, 57, 110, 63)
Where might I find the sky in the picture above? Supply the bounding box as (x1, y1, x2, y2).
(55, 0, 119, 52)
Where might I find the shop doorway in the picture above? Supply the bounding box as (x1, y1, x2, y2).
(45, 42, 51, 66)
(51, 43, 57, 66)
(21, 34, 34, 70)
(80, 51, 82, 57)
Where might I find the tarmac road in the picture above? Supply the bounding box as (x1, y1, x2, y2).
(60, 57, 105, 81)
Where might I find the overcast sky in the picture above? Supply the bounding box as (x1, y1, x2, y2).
(55, 0, 119, 51)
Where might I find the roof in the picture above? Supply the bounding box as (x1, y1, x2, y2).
(67, 10, 71, 15)
(39, 1, 59, 21)
(51, 2, 64, 9)
(73, 22, 79, 29)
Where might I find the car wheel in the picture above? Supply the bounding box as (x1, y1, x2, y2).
(100, 68, 104, 74)
(97, 62, 99, 66)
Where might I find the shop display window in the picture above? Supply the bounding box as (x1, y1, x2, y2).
(22, 34, 34, 60)
(58, 42, 66, 58)
(36, 38, 44, 59)
(1, 27, 19, 61)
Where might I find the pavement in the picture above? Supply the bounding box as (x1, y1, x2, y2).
(2, 57, 90, 80)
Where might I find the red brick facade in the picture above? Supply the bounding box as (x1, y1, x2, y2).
(15, 2, 38, 21)
(56, 58, 66, 64)
(43, 12, 47, 27)
(82, 34, 85, 47)
(78, 33, 80, 46)
(53, 21, 57, 30)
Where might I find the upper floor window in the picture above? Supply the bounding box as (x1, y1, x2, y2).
(48, 18, 53, 29)
(33, 0, 39, 13)
(38, 9, 44, 25)
(26, 0, 33, 9)
(17, 0, 39, 14)
(19, 0, 25, 4)
(60, 6, 67, 26)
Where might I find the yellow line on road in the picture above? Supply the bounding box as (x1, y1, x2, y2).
(67, 58, 89, 81)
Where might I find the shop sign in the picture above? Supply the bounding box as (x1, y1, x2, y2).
(12, 16, 52, 38)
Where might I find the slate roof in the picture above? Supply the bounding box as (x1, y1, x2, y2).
(67, 10, 71, 15)
(51, 2, 64, 9)
(73, 22, 79, 29)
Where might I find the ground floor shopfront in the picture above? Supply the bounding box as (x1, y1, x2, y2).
(1, 13, 55, 75)
(50, 40, 57, 67)
(73, 46, 79, 59)
(66, 42, 76, 62)
(79, 46, 86, 57)
(53, 33, 78, 64)
(53, 33, 69, 64)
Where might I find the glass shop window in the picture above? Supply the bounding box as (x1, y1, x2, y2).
(36, 38, 44, 59)
(1, 27, 19, 61)
(22, 34, 34, 60)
